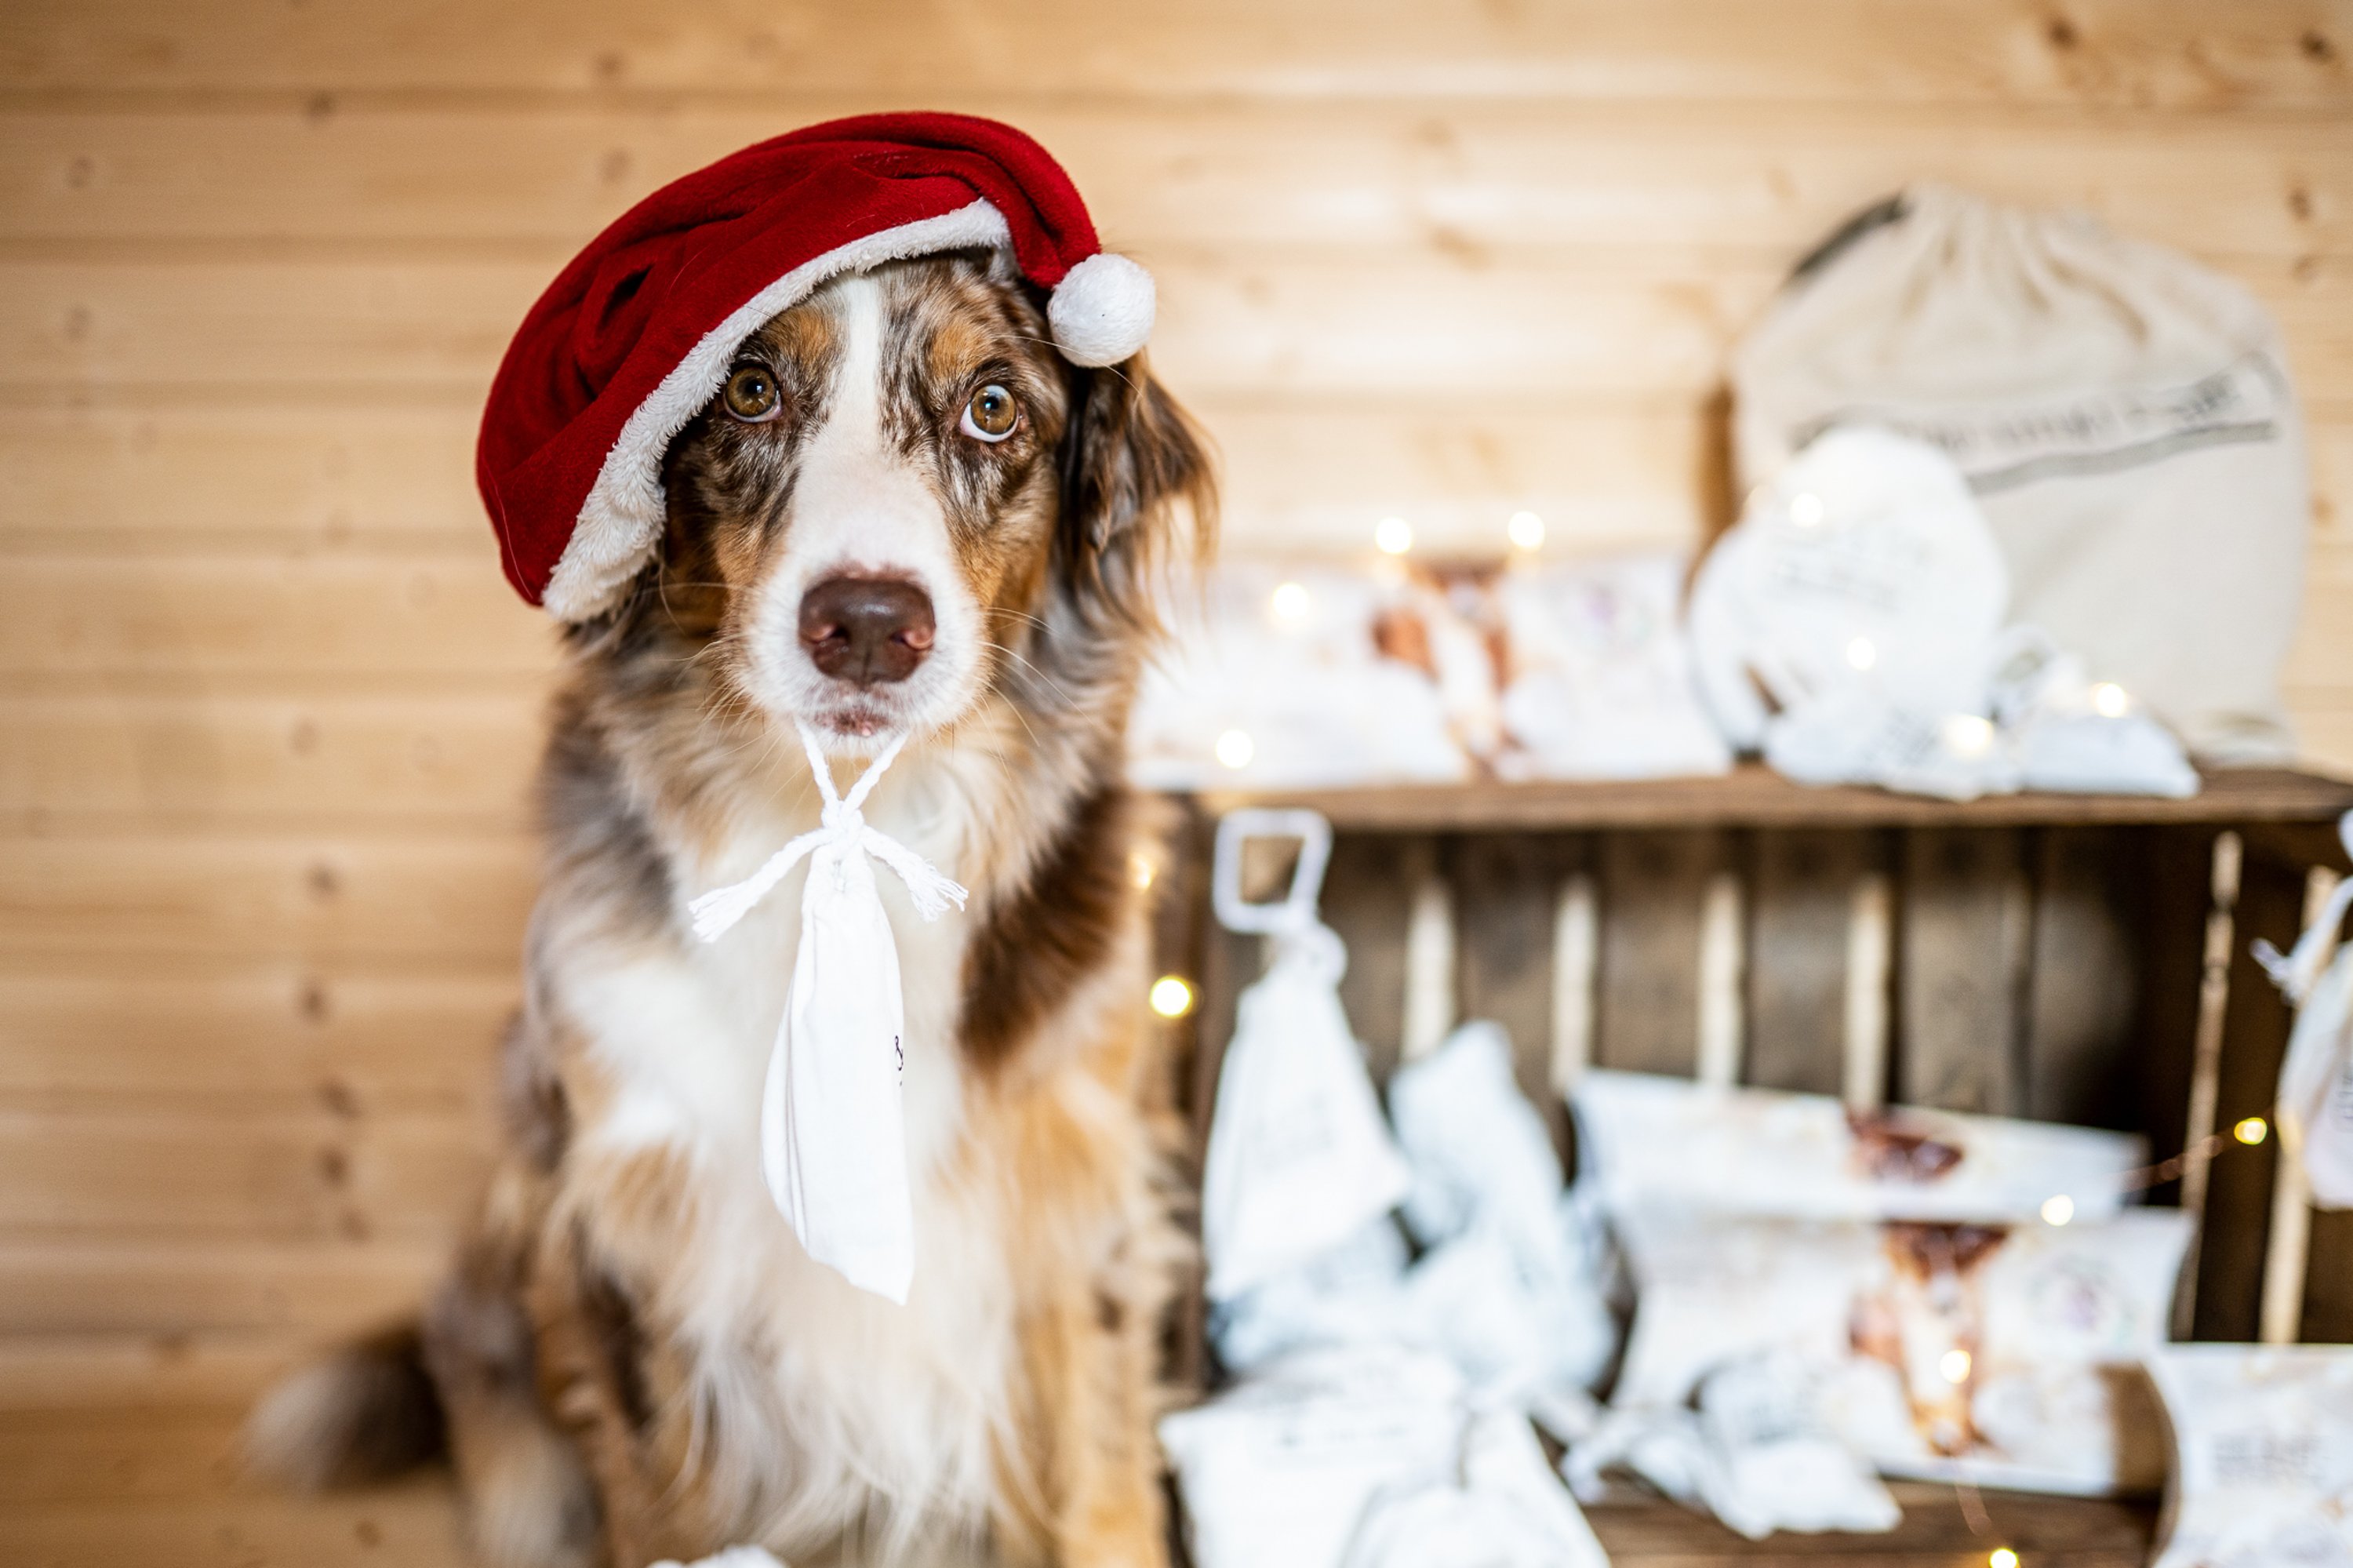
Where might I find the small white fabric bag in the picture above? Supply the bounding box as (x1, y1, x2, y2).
(2253, 810, 2353, 1210)
(1200, 809, 1412, 1303)
(687, 726, 968, 1304)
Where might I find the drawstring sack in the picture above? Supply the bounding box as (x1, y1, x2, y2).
(689, 724, 968, 1303)
(1733, 184, 2309, 761)
(2253, 810, 2353, 1210)
(1199, 809, 1412, 1302)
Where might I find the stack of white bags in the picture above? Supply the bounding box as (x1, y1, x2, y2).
(1167, 810, 1615, 1568)
(1129, 431, 2206, 803)
(1168, 806, 2353, 1566)
(1687, 426, 2199, 802)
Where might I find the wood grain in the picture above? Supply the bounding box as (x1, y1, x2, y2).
(1744, 829, 1882, 1095)
(1595, 829, 1729, 1076)
(1200, 764, 2353, 834)
(0, 692, 542, 824)
(2020, 828, 2146, 1127)
(0, 1238, 442, 1338)
(3, 104, 2348, 263)
(2, 0, 2343, 110)
(0, 831, 536, 961)
(5, 2, 2352, 1555)
(0, 965, 512, 1108)
(11, 254, 2353, 403)
(1449, 832, 1577, 1151)
(2194, 846, 2315, 1340)
(1321, 834, 1430, 1086)
(0, 1106, 491, 1241)
(1897, 828, 2032, 1115)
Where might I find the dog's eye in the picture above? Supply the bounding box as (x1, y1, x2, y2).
(721, 365, 782, 423)
(959, 384, 1020, 443)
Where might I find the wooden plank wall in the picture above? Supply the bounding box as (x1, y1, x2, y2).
(2, 0, 2351, 1437)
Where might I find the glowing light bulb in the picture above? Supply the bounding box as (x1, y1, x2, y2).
(2092, 682, 2129, 718)
(1148, 976, 1195, 1018)
(1846, 636, 1878, 671)
(2235, 1115, 2269, 1146)
(1270, 580, 1311, 623)
(1214, 729, 1255, 769)
(1788, 491, 1825, 527)
(1990, 1550, 2020, 1568)
(1940, 1348, 1973, 1384)
(1129, 853, 1156, 891)
(1375, 516, 1414, 555)
(2041, 1194, 2075, 1227)
(1507, 511, 1546, 551)
(1941, 714, 1996, 759)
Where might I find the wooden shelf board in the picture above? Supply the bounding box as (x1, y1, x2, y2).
(1186, 762, 2353, 834)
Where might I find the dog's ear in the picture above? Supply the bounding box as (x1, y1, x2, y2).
(1057, 353, 1217, 631)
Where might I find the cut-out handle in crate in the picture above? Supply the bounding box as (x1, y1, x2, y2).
(1212, 808, 1333, 936)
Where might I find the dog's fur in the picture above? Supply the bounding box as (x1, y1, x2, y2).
(249, 249, 1214, 1568)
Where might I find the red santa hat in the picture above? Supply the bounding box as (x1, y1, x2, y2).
(475, 112, 1156, 620)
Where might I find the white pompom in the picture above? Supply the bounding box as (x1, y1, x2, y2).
(1048, 252, 1155, 367)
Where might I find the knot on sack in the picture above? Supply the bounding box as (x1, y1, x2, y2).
(820, 798, 862, 837)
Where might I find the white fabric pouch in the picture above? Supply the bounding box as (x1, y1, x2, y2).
(1201, 810, 1412, 1302)
(1344, 1410, 1612, 1568)
(1609, 1206, 2188, 1497)
(2149, 1344, 2353, 1568)
(1573, 1069, 2148, 1225)
(1159, 1348, 1468, 1568)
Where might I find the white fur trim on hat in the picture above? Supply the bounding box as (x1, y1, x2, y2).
(1047, 253, 1155, 369)
(544, 201, 1014, 621)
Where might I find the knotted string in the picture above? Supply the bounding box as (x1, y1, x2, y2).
(688, 722, 968, 943)
(2251, 808, 2353, 1005)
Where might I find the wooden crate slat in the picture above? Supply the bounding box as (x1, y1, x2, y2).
(1744, 828, 1882, 1096)
(2304, 1210, 2353, 1344)
(2022, 827, 2147, 1128)
(1448, 832, 1580, 1152)
(2191, 849, 2309, 1341)
(1595, 829, 1729, 1077)
(1200, 764, 2353, 835)
(1322, 835, 1430, 1086)
(1897, 828, 2032, 1115)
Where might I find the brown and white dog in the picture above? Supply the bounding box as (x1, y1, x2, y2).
(251, 247, 1215, 1568)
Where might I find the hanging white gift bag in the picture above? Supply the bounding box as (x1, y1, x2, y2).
(1201, 809, 1412, 1302)
(2253, 810, 2353, 1210)
(687, 726, 968, 1304)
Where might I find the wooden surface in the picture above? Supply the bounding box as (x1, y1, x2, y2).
(5, 2, 2353, 1560)
(1198, 764, 2353, 832)
(0, 1364, 2161, 1568)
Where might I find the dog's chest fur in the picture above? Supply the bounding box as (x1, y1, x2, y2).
(544, 751, 1028, 1552)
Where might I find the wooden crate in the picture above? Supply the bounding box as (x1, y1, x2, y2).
(1151, 764, 2353, 1566)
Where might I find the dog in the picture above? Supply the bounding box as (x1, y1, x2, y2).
(249, 244, 1215, 1568)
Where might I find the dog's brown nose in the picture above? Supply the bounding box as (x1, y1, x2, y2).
(798, 575, 936, 686)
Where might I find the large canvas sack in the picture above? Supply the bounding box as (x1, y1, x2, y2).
(1733, 184, 2309, 761)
